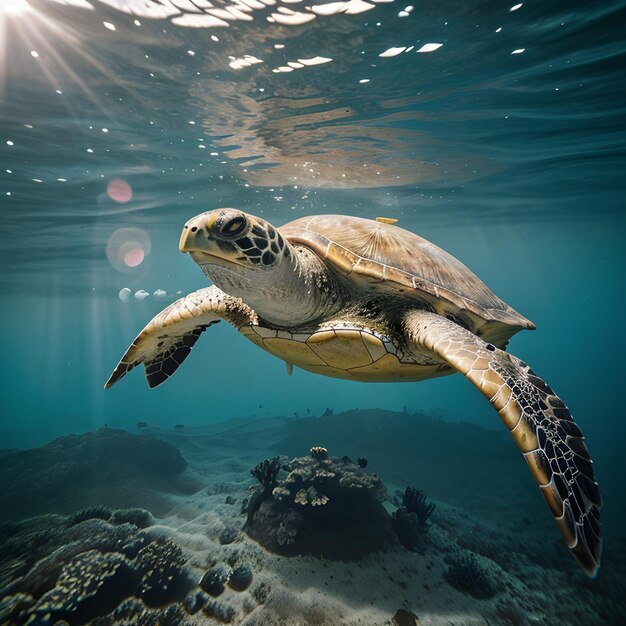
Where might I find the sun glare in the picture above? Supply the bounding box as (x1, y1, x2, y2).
(1, 0, 32, 16)
(0, 0, 125, 114)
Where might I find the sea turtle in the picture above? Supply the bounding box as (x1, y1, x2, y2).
(105, 209, 601, 576)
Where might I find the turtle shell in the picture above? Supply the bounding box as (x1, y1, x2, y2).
(280, 214, 534, 339)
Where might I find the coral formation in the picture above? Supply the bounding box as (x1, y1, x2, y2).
(200, 565, 230, 597)
(0, 512, 190, 625)
(68, 505, 113, 526)
(32, 550, 134, 623)
(228, 564, 253, 592)
(134, 538, 188, 606)
(402, 487, 436, 527)
(245, 448, 394, 559)
(391, 486, 437, 551)
(443, 552, 499, 599)
(0, 594, 34, 624)
(91, 599, 187, 625)
(392, 508, 424, 552)
(250, 457, 282, 492)
(183, 590, 208, 615)
(309, 446, 328, 461)
(110, 508, 153, 529)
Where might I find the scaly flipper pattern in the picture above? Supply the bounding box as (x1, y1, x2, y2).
(105, 286, 257, 389)
(404, 310, 602, 576)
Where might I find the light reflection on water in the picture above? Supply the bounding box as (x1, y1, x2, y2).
(0, 0, 624, 292)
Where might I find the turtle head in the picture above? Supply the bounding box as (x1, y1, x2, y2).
(180, 208, 334, 326)
(179, 208, 289, 273)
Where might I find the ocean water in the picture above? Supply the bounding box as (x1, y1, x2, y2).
(1, 0, 625, 624)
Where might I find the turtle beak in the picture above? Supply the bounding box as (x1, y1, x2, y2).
(178, 228, 191, 253)
(179, 212, 220, 253)
(179, 211, 250, 270)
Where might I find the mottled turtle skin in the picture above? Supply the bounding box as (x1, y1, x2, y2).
(106, 209, 602, 577)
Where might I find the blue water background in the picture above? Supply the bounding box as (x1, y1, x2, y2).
(0, 0, 624, 513)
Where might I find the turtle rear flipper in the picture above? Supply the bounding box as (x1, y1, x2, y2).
(405, 309, 602, 577)
(105, 286, 257, 389)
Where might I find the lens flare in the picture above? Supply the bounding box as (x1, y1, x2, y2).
(107, 178, 133, 203)
(123, 247, 144, 267)
(106, 227, 151, 272)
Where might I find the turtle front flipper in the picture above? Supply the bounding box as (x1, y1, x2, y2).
(404, 309, 602, 577)
(105, 286, 257, 389)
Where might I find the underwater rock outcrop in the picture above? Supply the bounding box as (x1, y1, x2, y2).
(0, 428, 193, 520)
(393, 609, 423, 626)
(245, 447, 395, 560)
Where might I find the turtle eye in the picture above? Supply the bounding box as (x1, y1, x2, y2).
(219, 215, 247, 238)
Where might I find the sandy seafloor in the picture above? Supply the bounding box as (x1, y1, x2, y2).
(1, 409, 625, 626)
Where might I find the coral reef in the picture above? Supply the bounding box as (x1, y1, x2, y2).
(0, 428, 192, 521)
(250, 457, 282, 492)
(31, 550, 135, 623)
(443, 552, 499, 599)
(0, 512, 191, 625)
(245, 448, 395, 559)
(2, 409, 624, 626)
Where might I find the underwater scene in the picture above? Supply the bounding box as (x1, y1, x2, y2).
(1, 0, 625, 624)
